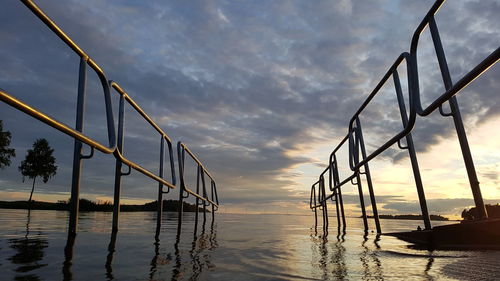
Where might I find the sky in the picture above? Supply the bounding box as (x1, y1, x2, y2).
(0, 0, 499, 219)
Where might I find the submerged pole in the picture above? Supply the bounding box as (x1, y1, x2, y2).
(211, 181, 216, 224)
(356, 119, 381, 233)
(68, 58, 87, 236)
(320, 177, 329, 233)
(112, 94, 126, 233)
(194, 166, 201, 234)
(393, 71, 432, 230)
(429, 16, 487, 219)
(155, 138, 165, 238)
(355, 173, 369, 232)
(177, 143, 185, 235)
(331, 155, 346, 229)
(334, 191, 341, 230)
(201, 169, 207, 225)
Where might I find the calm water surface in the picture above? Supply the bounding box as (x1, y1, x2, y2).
(0, 209, 499, 280)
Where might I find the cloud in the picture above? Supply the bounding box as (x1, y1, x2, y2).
(0, 0, 498, 213)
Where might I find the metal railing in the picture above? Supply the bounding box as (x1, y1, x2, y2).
(310, 0, 499, 235)
(1, 0, 220, 239)
(177, 142, 219, 235)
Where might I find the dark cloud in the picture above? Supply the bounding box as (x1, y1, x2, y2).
(0, 0, 498, 211)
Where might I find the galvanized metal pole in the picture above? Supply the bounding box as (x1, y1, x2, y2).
(112, 95, 125, 233)
(334, 191, 341, 230)
(194, 166, 201, 234)
(177, 144, 185, 235)
(201, 169, 207, 225)
(333, 162, 347, 228)
(68, 58, 87, 236)
(211, 181, 215, 223)
(351, 127, 368, 231)
(155, 138, 165, 238)
(393, 71, 432, 230)
(356, 119, 382, 233)
(320, 177, 329, 232)
(429, 16, 488, 219)
(313, 186, 318, 229)
(355, 173, 369, 232)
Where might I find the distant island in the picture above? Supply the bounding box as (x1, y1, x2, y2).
(462, 204, 500, 220)
(0, 198, 206, 212)
(365, 214, 449, 221)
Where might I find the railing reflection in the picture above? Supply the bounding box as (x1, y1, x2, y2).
(310, 228, 348, 280)
(105, 231, 118, 280)
(8, 210, 49, 281)
(63, 234, 75, 281)
(360, 234, 383, 280)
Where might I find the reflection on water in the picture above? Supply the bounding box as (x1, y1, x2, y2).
(62, 234, 75, 281)
(8, 210, 48, 281)
(1, 210, 500, 280)
(168, 219, 218, 281)
(360, 234, 383, 280)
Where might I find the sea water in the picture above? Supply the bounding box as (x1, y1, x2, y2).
(0, 209, 499, 280)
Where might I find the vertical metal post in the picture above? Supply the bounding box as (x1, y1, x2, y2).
(356, 118, 381, 233)
(201, 169, 207, 225)
(333, 159, 346, 228)
(211, 181, 215, 223)
(112, 95, 125, 233)
(334, 191, 341, 230)
(313, 186, 318, 229)
(429, 16, 488, 219)
(68, 58, 87, 236)
(394, 70, 432, 229)
(320, 177, 329, 232)
(177, 143, 185, 235)
(355, 173, 369, 232)
(155, 137, 165, 238)
(194, 166, 200, 235)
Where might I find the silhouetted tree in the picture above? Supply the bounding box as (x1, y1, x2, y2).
(0, 120, 16, 169)
(19, 139, 57, 202)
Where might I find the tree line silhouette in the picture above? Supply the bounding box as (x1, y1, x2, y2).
(462, 204, 500, 220)
(0, 120, 204, 213)
(1, 120, 57, 204)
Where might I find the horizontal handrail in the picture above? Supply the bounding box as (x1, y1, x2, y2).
(310, 179, 327, 209)
(323, 135, 356, 192)
(310, 181, 320, 209)
(178, 142, 219, 208)
(409, 0, 499, 116)
(310, 0, 497, 233)
(348, 53, 417, 171)
(21, 0, 116, 149)
(416, 48, 499, 116)
(3, 0, 221, 237)
(8, 0, 181, 190)
(110, 82, 176, 189)
(110, 82, 174, 143)
(0, 89, 115, 154)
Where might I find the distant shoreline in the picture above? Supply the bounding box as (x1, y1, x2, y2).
(364, 214, 450, 221)
(0, 199, 206, 213)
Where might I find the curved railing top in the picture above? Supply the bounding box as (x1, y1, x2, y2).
(409, 0, 500, 117)
(110, 82, 174, 144)
(310, 0, 498, 233)
(21, 0, 117, 151)
(347, 53, 417, 171)
(178, 142, 219, 208)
